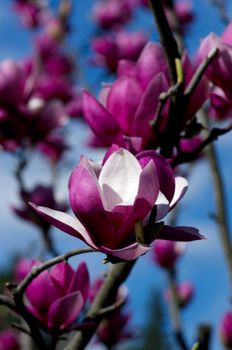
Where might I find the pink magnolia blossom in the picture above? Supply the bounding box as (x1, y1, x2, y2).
(165, 1, 194, 32)
(25, 261, 89, 332)
(0, 330, 20, 350)
(31, 148, 203, 261)
(0, 59, 68, 159)
(97, 310, 134, 347)
(14, 258, 33, 283)
(197, 25, 232, 118)
(13, 0, 47, 28)
(84, 42, 208, 152)
(92, 31, 147, 72)
(165, 282, 194, 308)
(152, 240, 185, 269)
(220, 312, 232, 348)
(92, 0, 133, 30)
(12, 184, 67, 230)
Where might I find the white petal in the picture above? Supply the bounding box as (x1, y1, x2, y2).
(155, 191, 170, 221)
(99, 148, 142, 210)
(170, 177, 188, 208)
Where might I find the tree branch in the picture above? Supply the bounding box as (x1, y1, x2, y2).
(65, 260, 136, 350)
(13, 247, 94, 296)
(149, 0, 180, 84)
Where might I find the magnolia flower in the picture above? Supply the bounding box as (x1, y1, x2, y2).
(25, 261, 89, 332)
(92, 0, 132, 30)
(84, 42, 208, 152)
(97, 310, 134, 348)
(0, 330, 20, 350)
(12, 184, 67, 230)
(152, 240, 185, 269)
(220, 312, 232, 348)
(31, 148, 202, 261)
(198, 29, 232, 98)
(165, 282, 194, 308)
(92, 31, 147, 72)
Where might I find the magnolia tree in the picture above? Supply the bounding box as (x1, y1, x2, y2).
(0, 0, 232, 349)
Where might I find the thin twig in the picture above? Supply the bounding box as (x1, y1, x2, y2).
(14, 247, 94, 296)
(185, 48, 219, 97)
(0, 294, 15, 310)
(172, 123, 232, 167)
(202, 113, 232, 298)
(167, 269, 189, 350)
(97, 297, 125, 317)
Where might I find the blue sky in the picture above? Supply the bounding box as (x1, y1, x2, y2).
(0, 1, 232, 349)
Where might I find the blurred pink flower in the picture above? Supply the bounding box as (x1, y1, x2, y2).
(84, 42, 208, 152)
(0, 330, 20, 350)
(25, 261, 89, 332)
(92, 0, 133, 30)
(165, 282, 194, 308)
(92, 31, 147, 72)
(220, 312, 232, 348)
(152, 240, 185, 269)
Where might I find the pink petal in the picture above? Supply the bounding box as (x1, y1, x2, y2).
(68, 156, 115, 247)
(101, 242, 151, 261)
(48, 292, 84, 331)
(136, 42, 169, 88)
(107, 76, 143, 134)
(26, 270, 58, 320)
(117, 59, 137, 78)
(157, 225, 205, 241)
(83, 91, 123, 146)
(69, 262, 90, 303)
(133, 73, 169, 145)
(155, 192, 170, 221)
(137, 150, 175, 202)
(50, 262, 74, 296)
(29, 203, 97, 248)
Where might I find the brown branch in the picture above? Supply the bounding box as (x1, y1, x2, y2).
(202, 114, 232, 297)
(149, 0, 180, 84)
(13, 247, 94, 297)
(172, 123, 232, 167)
(167, 269, 189, 350)
(97, 297, 125, 317)
(0, 294, 15, 310)
(185, 48, 219, 97)
(64, 260, 136, 350)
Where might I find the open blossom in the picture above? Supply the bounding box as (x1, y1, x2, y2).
(13, 0, 47, 28)
(165, 282, 194, 308)
(220, 312, 232, 348)
(31, 148, 203, 261)
(92, 31, 147, 73)
(0, 330, 20, 350)
(12, 184, 67, 230)
(25, 260, 89, 332)
(84, 42, 208, 152)
(0, 59, 68, 159)
(198, 24, 232, 119)
(92, 0, 133, 30)
(152, 240, 185, 269)
(97, 310, 134, 348)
